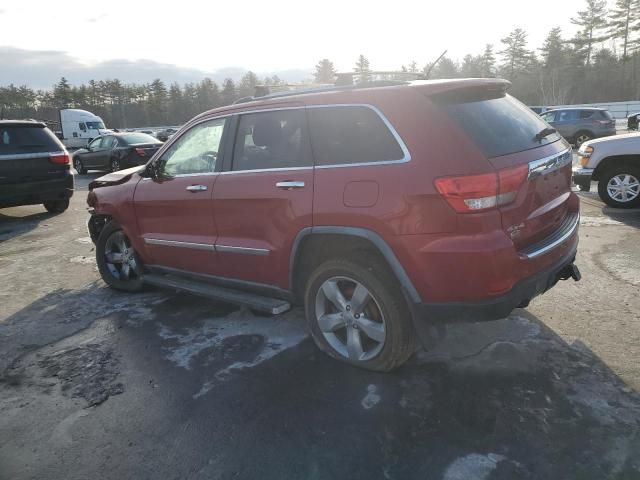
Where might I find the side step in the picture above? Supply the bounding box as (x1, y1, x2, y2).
(143, 273, 291, 314)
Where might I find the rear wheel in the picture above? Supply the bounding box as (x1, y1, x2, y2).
(598, 166, 640, 208)
(43, 198, 69, 214)
(574, 131, 593, 148)
(73, 157, 86, 174)
(96, 221, 143, 292)
(304, 258, 416, 372)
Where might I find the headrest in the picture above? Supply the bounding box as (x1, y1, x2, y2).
(252, 116, 282, 147)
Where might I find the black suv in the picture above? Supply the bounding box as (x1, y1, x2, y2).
(0, 120, 74, 213)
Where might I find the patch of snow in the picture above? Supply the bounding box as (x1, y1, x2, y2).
(443, 453, 505, 480)
(580, 216, 624, 227)
(361, 384, 380, 410)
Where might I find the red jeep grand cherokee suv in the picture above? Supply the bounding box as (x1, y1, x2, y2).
(87, 79, 580, 371)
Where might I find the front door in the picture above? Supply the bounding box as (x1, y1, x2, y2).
(212, 107, 313, 289)
(81, 136, 107, 168)
(134, 117, 228, 275)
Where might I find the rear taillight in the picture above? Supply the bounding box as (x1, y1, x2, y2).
(49, 152, 70, 165)
(135, 148, 147, 156)
(435, 164, 528, 213)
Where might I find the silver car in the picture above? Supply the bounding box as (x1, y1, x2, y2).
(541, 108, 616, 147)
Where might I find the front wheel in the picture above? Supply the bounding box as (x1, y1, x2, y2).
(73, 157, 86, 174)
(43, 198, 69, 213)
(574, 132, 593, 148)
(598, 166, 640, 208)
(304, 258, 416, 372)
(110, 158, 121, 172)
(96, 221, 144, 292)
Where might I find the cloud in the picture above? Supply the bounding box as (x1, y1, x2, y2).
(0, 46, 311, 89)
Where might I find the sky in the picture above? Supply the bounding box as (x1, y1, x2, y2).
(0, 0, 589, 88)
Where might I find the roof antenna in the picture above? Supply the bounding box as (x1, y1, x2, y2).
(423, 50, 448, 80)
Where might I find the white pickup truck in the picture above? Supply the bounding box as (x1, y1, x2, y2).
(572, 132, 640, 208)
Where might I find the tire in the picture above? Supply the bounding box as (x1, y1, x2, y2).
(110, 158, 121, 172)
(597, 166, 640, 208)
(73, 157, 86, 174)
(574, 131, 593, 148)
(304, 257, 416, 372)
(43, 198, 70, 214)
(96, 220, 144, 292)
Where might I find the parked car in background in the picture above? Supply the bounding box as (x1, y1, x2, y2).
(541, 108, 616, 147)
(628, 113, 639, 131)
(73, 132, 162, 174)
(0, 120, 73, 213)
(85, 78, 581, 371)
(156, 128, 179, 142)
(59, 109, 112, 149)
(573, 132, 640, 208)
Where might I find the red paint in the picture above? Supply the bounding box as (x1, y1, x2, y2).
(90, 79, 579, 305)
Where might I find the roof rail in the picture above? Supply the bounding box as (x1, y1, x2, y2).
(232, 79, 413, 105)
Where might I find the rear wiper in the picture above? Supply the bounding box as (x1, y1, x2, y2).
(534, 127, 556, 142)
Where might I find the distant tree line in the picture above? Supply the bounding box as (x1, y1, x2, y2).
(1, 0, 639, 128)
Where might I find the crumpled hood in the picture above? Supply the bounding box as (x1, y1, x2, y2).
(88, 166, 145, 191)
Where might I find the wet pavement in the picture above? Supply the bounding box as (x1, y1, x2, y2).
(1, 174, 639, 479)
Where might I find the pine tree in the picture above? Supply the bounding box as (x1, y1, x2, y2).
(314, 59, 337, 83)
(221, 79, 236, 106)
(53, 77, 73, 108)
(354, 55, 372, 83)
(571, 0, 608, 66)
(500, 29, 531, 79)
(238, 71, 259, 98)
(480, 44, 496, 77)
(608, 0, 640, 61)
(540, 27, 566, 69)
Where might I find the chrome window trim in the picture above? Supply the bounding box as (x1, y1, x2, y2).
(215, 244, 270, 256)
(219, 166, 313, 175)
(0, 150, 67, 160)
(528, 148, 573, 179)
(144, 238, 215, 251)
(520, 213, 579, 259)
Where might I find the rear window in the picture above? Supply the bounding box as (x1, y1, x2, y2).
(0, 125, 62, 155)
(308, 106, 405, 166)
(121, 133, 161, 145)
(599, 110, 613, 120)
(436, 94, 561, 158)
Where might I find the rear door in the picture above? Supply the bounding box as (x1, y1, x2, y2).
(436, 93, 573, 250)
(0, 124, 67, 190)
(134, 117, 228, 275)
(211, 107, 313, 288)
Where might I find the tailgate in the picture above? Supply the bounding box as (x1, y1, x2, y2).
(0, 152, 68, 185)
(489, 145, 573, 250)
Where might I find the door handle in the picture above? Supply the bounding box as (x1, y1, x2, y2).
(186, 184, 208, 192)
(276, 181, 305, 190)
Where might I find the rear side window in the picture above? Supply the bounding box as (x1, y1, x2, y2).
(580, 110, 595, 119)
(435, 93, 562, 158)
(599, 110, 613, 120)
(232, 109, 311, 171)
(308, 106, 404, 166)
(0, 125, 62, 155)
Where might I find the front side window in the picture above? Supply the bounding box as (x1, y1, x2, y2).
(79, 122, 87, 131)
(232, 109, 311, 171)
(89, 137, 103, 149)
(541, 112, 556, 122)
(158, 118, 226, 176)
(307, 106, 405, 166)
(557, 110, 579, 122)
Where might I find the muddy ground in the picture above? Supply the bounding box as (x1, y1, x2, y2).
(0, 174, 639, 480)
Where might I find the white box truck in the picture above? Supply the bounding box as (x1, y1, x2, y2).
(59, 109, 112, 149)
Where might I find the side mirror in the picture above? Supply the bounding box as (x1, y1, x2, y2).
(146, 160, 162, 180)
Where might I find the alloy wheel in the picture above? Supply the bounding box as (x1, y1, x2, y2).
(103, 230, 140, 281)
(314, 276, 386, 361)
(575, 134, 591, 147)
(606, 174, 640, 203)
(111, 159, 120, 172)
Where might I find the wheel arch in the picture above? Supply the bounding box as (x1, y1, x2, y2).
(289, 227, 421, 305)
(593, 154, 640, 181)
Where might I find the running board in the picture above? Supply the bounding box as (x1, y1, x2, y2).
(143, 273, 291, 314)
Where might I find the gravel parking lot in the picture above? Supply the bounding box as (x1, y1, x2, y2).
(1, 174, 639, 479)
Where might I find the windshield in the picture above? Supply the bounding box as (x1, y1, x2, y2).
(121, 133, 162, 145)
(86, 121, 106, 129)
(435, 93, 562, 158)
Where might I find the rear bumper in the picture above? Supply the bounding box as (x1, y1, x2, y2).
(0, 172, 74, 208)
(413, 244, 578, 322)
(572, 167, 594, 189)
